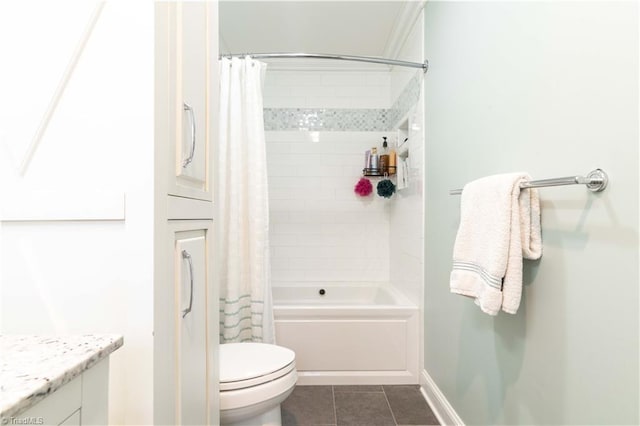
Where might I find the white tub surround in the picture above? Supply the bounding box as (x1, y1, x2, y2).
(273, 283, 419, 385)
(0, 334, 123, 421)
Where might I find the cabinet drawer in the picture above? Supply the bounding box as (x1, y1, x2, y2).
(59, 409, 80, 426)
(20, 376, 81, 426)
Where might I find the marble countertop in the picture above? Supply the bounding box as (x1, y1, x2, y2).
(0, 334, 123, 419)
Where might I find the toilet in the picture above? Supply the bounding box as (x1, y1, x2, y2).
(219, 343, 297, 426)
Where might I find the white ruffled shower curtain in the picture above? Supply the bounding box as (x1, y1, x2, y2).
(217, 56, 274, 343)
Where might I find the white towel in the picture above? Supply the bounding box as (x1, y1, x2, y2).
(396, 158, 409, 190)
(450, 173, 542, 315)
(396, 158, 405, 189)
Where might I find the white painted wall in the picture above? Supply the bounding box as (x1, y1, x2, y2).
(423, 2, 638, 424)
(0, 2, 154, 424)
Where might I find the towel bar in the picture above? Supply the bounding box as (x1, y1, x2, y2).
(449, 169, 608, 195)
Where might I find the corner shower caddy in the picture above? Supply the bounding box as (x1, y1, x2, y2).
(362, 166, 397, 177)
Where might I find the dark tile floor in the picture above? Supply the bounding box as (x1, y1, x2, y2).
(281, 385, 440, 426)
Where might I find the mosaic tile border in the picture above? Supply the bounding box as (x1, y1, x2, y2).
(388, 72, 423, 128)
(263, 108, 389, 131)
(264, 72, 423, 131)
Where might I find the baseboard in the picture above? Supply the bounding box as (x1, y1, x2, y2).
(419, 369, 465, 426)
(296, 370, 417, 386)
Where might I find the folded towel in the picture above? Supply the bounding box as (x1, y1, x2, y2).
(450, 173, 542, 315)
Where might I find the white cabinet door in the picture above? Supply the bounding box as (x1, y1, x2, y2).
(168, 2, 215, 201)
(175, 230, 207, 425)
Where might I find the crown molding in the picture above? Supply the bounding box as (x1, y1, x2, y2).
(383, 1, 426, 62)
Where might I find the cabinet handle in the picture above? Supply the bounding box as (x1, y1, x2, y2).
(182, 250, 194, 318)
(182, 102, 196, 168)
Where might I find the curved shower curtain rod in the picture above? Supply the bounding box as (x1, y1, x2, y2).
(219, 52, 429, 72)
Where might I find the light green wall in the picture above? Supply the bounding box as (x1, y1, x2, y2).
(423, 2, 639, 425)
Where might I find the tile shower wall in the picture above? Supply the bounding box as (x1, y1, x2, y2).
(267, 131, 391, 283)
(388, 100, 424, 305)
(263, 71, 391, 109)
(263, 70, 422, 132)
(388, 9, 425, 307)
(265, 70, 393, 284)
(264, 68, 423, 286)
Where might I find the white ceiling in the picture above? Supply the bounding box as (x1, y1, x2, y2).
(219, 1, 423, 70)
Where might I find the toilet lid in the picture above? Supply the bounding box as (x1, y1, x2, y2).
(220, 343, 296, 389)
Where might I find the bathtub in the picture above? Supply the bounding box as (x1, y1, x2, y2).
(272, 283, 419, 385)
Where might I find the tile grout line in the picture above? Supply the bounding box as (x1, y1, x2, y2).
(331, 385, 338, 426)
(382, 387, 399, 426)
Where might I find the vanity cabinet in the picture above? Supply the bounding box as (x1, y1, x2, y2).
(20, 376, 82, 426)
(19, 360, 108, 426)
(1, 336, 121, 426)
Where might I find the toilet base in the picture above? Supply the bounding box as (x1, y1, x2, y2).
(220, 367, 296, 426)
(221, 405, 282, 426)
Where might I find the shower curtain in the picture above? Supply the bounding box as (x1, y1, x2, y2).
(217, 56, 274, 343)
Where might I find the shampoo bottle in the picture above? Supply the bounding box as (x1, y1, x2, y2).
(370, 147, 379, 173)
(379, 137, 390, 175)
(388, 139, 396, 175)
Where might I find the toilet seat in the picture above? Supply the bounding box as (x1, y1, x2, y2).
(219, 343, 298, 419)
(220, 343, 296, 391)
(219, 367, 297, 413)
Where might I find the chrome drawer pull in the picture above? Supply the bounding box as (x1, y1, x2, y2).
(182, 250, 194, 318)
(182, 102, 196, 168)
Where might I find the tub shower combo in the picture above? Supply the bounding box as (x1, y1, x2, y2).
(219, 51, 427, 395)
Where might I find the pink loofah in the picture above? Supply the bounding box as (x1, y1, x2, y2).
(354, 177, 373, 196)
